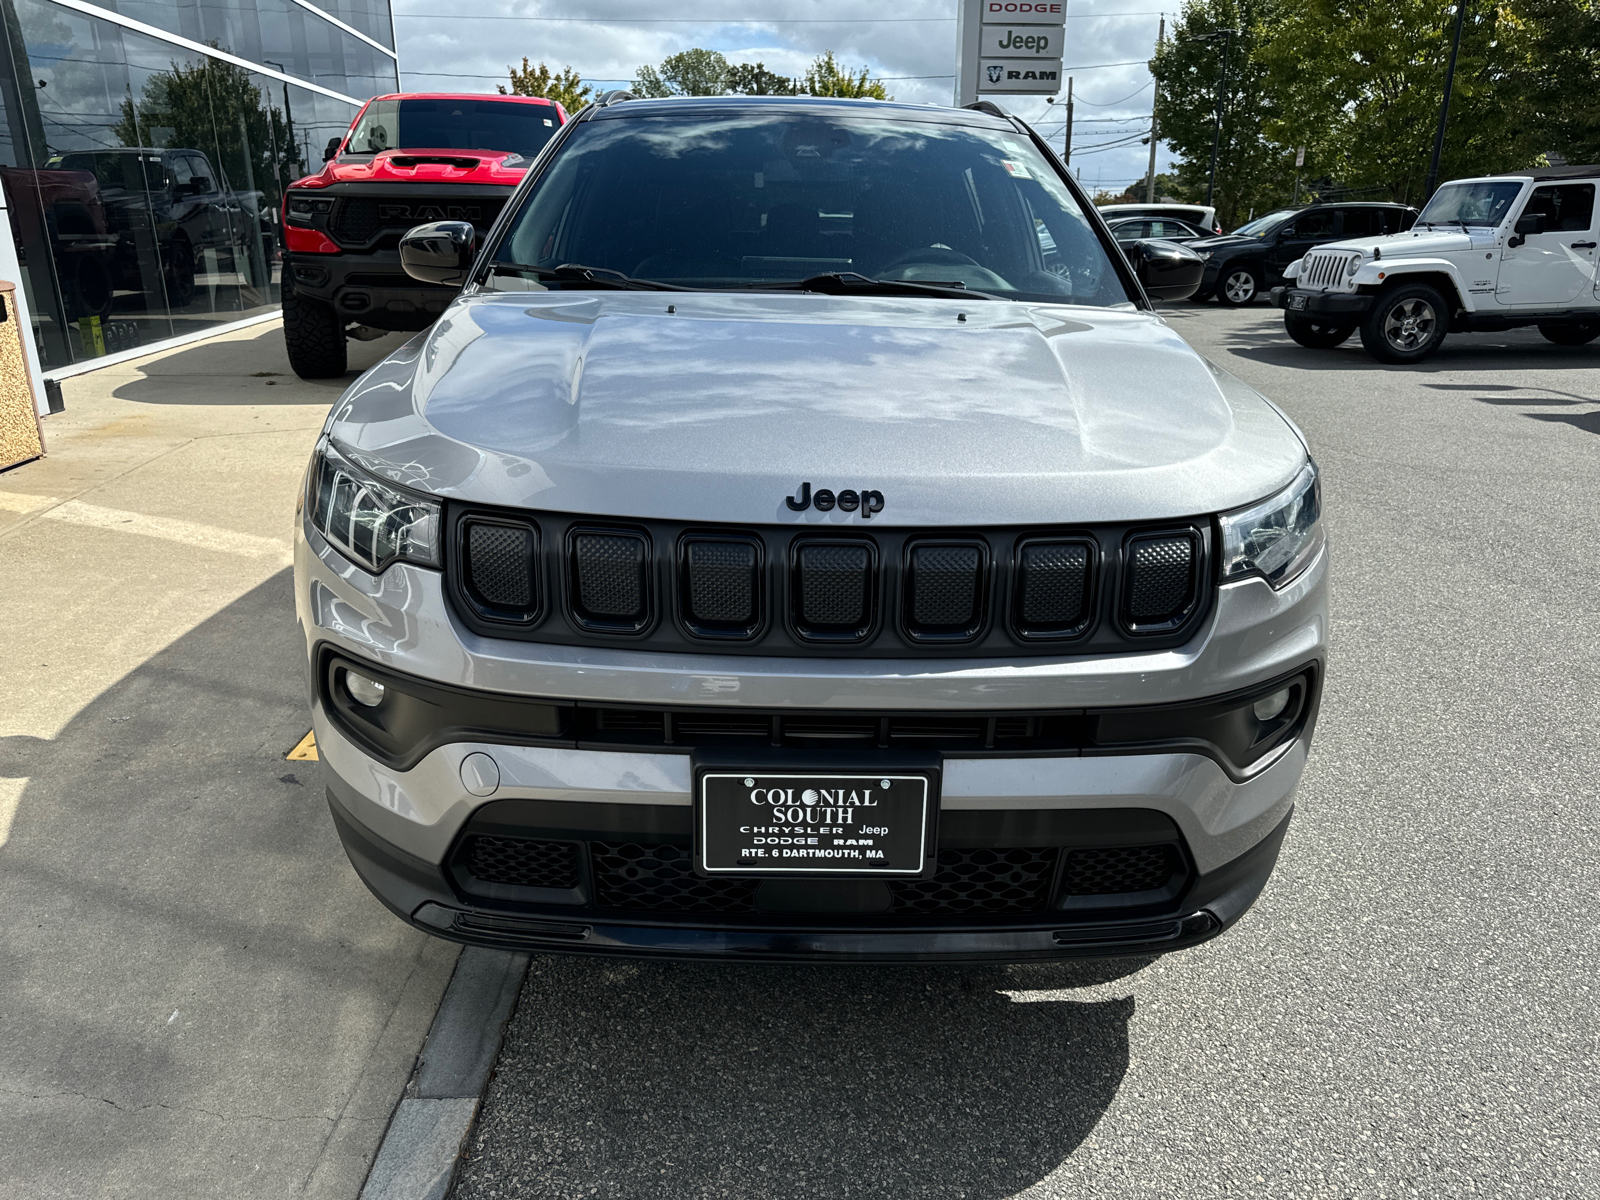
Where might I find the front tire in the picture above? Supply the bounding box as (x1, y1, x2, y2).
(1217, 266, 1259, 306)
(1359, 283, 1449, 364)
(282, 274, 347, 379)
(1284, 314, 1356, 349)
(1539, 321, 1600, 346)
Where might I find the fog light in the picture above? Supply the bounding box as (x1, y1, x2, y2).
(345, 670, 386, 707)
(1253, 688, 1290, 722)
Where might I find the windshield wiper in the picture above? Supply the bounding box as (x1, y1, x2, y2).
(491, 262, 691, 291)
(753, 272, 1001, 301)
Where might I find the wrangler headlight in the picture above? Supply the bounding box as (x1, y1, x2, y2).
(1219, 461, 1323, 589)
(308, 440, 440, 573)
(1346, 255, 1362, 277)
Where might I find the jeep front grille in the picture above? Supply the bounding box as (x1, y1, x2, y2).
(445, 508, 1214, 658)
(1298, 250, 1358, 292)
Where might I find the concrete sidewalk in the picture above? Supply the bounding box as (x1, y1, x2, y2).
(0, 322, 457, 1198)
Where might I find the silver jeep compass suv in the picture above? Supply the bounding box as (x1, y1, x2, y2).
(295, 94, 1327, 962)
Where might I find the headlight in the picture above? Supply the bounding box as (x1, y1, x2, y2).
(1200, 250, 1214, 260)
(308, 440, 440, 573)
(1219, 461, 1323, 589)
(1346, 255, 1362, 277)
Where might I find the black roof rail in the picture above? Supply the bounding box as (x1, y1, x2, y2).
(962, 100, 1010, 119)
(595, 89, 637, 107)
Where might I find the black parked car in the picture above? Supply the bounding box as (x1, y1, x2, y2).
(1191, 202, 1418, 305)
(1106, 215, 1209, 245)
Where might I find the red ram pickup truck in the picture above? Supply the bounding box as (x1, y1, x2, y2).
(281, 93, 567, 378)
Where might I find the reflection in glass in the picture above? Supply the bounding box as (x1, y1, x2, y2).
(0, 0, 389, 370)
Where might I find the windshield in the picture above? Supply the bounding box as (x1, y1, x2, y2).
(1416, 181, 1523, 227)
(347, 99, 561, 158)
(52, 151, 169, 192)
(1231, 209, 1298, 238)
(491, 112, 1130, 305)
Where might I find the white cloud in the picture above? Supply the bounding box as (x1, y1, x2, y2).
(390, 0, 1174, 192)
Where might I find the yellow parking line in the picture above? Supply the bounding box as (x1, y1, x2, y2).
(286, 731, 319, 761)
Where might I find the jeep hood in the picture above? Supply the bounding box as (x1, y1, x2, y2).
(328, 291, 1307, 526)
(1320, 227, 1494, 256)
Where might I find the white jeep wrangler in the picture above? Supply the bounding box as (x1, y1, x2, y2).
(1270, 166, 1600, 363)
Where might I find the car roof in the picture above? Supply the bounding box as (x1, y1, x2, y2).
(1478, 164, 1600, 182)
(590, 94, 1012, 129)
(366, 92, 558, 106)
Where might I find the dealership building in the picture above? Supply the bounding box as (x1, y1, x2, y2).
(0, 0, 398, 378)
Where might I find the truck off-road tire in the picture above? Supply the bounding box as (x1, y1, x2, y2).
(1538, 321, 1600, 346)
(283, 277, 347, 379)
(1217, 267, 1259, 306)
(1359, 283, 1449, 364)
(1284, 314, 1356, 349)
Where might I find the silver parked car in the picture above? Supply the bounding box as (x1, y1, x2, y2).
(296, 94, 1327, 963)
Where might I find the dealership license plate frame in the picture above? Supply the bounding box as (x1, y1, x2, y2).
(695, 768, 938, 879)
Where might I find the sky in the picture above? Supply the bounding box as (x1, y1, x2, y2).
(387, 0, 1176, 197)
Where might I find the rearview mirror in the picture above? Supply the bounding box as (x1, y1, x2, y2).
(399, 221, 477, 287)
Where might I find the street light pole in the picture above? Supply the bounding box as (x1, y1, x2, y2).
(1146, 16, 1163, 203)
(1424, 0, 1468, 201)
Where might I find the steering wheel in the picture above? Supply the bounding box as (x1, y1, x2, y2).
(877, 246, 981, 271)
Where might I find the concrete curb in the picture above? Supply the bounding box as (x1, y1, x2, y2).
(360, 947, 530, 1200)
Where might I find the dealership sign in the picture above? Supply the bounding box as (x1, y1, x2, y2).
(957, 0, 1067, 102)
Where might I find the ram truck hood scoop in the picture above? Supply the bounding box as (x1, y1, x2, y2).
(330, 291, 1306, 526)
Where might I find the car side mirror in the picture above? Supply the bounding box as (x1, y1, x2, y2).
(1130, 238, 1204, 302)
(187, 176, 212, 194)
(324, 137, 343, 162)
(1508, 211, 1547, 248)
(400, 221, 477, 287)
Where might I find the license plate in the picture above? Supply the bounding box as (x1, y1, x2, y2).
(1288, 292, 1307, 310)
(698, 772, 932, 876)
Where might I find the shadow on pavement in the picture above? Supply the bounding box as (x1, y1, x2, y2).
(457, 954, 1149, 1199)
(108, 326, 411, 405)
(0, 570, 441, 1197)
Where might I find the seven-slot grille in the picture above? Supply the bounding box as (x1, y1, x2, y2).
(1297, 249, 1358, 292)
(452, 511, 1210, 655)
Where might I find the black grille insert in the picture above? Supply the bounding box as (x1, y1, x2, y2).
(464, 835, 580, 889)
(793, 541, 876, 641)
(570, 529, 650, 632)
(681, 536, 761, 638)
(1061, 844, 1178, 894)
(1122, 531, 1199, 633)
(462, 519, 538, 619)
(905, 541, 986, 641)
(591, 842, 758, 912)
(1015, 537, 1094, 638)
(888, 847, 1057, 914)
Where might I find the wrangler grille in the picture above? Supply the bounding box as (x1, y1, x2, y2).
(1298, 250, 1357, 292)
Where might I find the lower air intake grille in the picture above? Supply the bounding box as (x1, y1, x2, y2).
(1123, 532, 1197, 630)
(1016, 539, 1092, 637)
(591, 842, 759, 912)
(1061, 844, 1177, 894)
(465, 521, 535, 613)
(465, 836, 580, 889)
(794, 542, 873, 639)
(888, 847, 1057, 914)
(571, 531, 649, 630)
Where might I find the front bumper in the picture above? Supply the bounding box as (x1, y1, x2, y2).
(287, 249, 458, 331)
(1271, 286, 1374, 316)
(298, 509, 1326, 962)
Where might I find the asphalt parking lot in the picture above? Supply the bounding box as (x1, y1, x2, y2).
(455, 306, 1600, 1199)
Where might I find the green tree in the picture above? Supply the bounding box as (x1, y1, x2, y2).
(801, 51, 891, 99)
(499, 59, 592, 112)
(727, 62, 798, 95)
(634, 49, 732, 97)
(1504, 0, 1600, 163)
(112, 53, 294, 205)
(1150, 0, 1293, 228)
(1258, 0, 1524, 204)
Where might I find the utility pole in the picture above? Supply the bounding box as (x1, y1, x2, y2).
(1424, 0, 1468, 200)
(1146, 17, 1164, 203)
(1204, 30, 1232, 209)
(1063, 77, 1073, 164)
